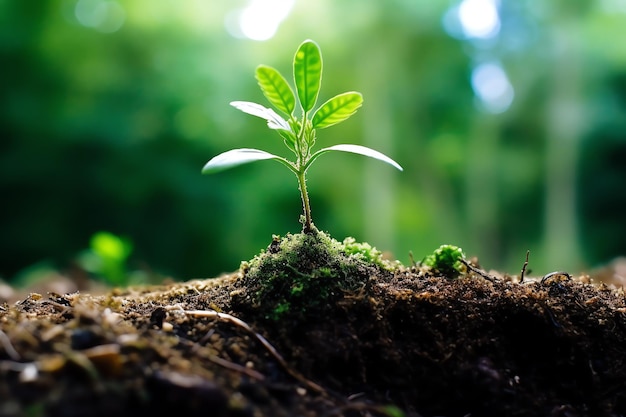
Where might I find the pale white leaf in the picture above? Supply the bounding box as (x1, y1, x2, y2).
(230, 101, 291, 131)
(202, 148, 283, 174)
(309, 144, 403, 171)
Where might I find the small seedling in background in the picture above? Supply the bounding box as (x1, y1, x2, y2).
(423, 244, 466, 278)
(202, 40, 403, 233)
(78, 231, 133, 286)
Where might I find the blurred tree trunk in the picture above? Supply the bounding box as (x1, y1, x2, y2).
(465, 116, 500, 265)
(543, 19, 584, 269)
(360, 38, 397, 251)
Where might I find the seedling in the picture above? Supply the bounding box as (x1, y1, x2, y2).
(202, 40, 402, 233)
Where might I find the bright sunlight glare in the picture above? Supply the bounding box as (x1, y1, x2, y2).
(471, 62, 514, 113)
(227, 0, 294, 41)
(458, 0, 500, 39)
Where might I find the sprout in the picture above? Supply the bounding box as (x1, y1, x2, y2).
(203, 40, 402, 233)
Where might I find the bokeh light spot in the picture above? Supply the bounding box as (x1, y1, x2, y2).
(458, 0, 500, 39)
(226, 0, 294, 41)
(75, 0, 125, 33)
(471, 62, 514, 113)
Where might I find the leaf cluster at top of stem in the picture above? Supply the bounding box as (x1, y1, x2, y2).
(202, 40, 402, 232)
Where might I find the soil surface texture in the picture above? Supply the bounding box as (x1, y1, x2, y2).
(1, 234, 626, 417)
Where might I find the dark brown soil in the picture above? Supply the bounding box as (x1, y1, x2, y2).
(2, 244, 626, 417)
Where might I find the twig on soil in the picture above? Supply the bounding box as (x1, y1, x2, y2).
(43, 299, 73, 314)
(171, 307, 326, 395)
(459, 258, 497, 282)
(519, 250, 530, 284)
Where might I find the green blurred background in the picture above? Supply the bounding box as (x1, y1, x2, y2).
(1, 0, 625, 285)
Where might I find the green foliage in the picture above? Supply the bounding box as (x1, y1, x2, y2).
(423, 244, 466, 278)
(4, 3, 626, 282)
(202, 40, 402, 233)
(312, 92, 363, 129)
(78, 231, 133, 286)
(255, 65, 296, 115)
(293, 40, 322, 112)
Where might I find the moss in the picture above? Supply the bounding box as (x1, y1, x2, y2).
(341, 237, 398, 270)
(423, 244, 466, 278)
(272, 302, 291, 319)
(233, 230, 399, 320)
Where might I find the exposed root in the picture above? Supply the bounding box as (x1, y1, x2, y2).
(460, 258, 498, 282)
(169, 307, 326, 395)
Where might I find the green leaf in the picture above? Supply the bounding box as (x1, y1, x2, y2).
(230, 101, 291, 131)
(312, 92, 363, 129)
(305, 144, 403, 172)
(202, 148, 292, 174)
(277, 129, 297, 152)
(293, 40, 322, 113)
(255, 65, 296, 116)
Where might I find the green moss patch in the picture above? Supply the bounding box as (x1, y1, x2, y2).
(232, 230, 399, 320)
(423, 244, 466, 278)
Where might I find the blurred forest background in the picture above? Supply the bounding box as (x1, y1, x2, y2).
(1, 0, 626, 287)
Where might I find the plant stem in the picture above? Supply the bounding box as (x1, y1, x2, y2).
(296, 170, 313, 233)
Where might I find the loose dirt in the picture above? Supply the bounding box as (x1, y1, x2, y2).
(1, 241, 626, 417)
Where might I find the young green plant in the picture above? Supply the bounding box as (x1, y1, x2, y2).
(202, 40, 402, 233)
